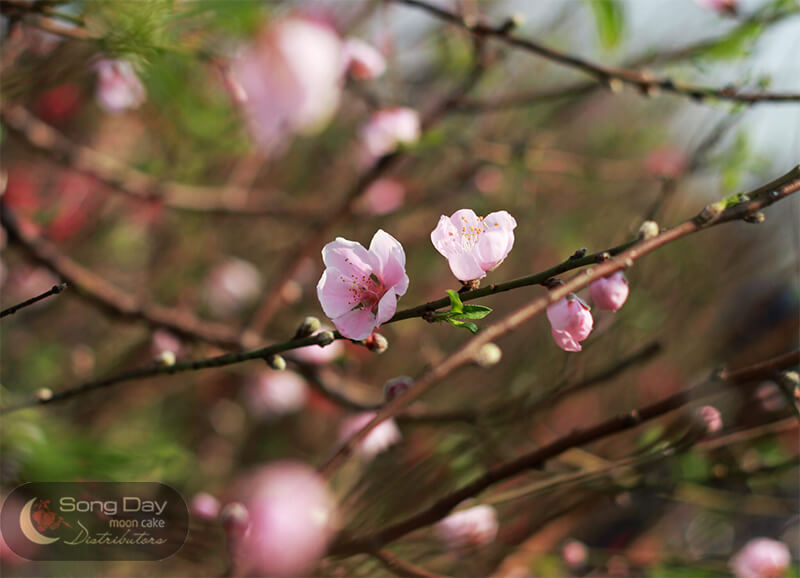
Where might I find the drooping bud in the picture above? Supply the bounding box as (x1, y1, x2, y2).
(155, 350, 176, 367)
(220, 502, 250, 538)
(384, 376, 413, 402)
(696, 405, 723, 434)
(743, 212, 765, 224)
(264, 355, 286, 371)
(637, 220, 660, 240)
(589, 272, 629, 312)
(295, 316, 321, 338)
(562, 539, 589, 569)
(316, 330, 335, 347)
(35, 388, 53, 402)
(364, 332, 389, 354)
(474, 343, 502, 368)
(435, 504, 498, 552)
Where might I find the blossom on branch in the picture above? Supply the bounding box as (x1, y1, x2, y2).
(94, 59, 146, 113)
(589, 272, 629, 312)
(430, 209, 517, 283)
(360, 107, 421, 159)
(342, 38, 386, 79)
(435, 504, 498, 552)
(317, 230, 408, 340)
(730, 538, 790, 578)
(547, 294, 593, 352)
(338, 412, 401, 459)
(230, 16, 344, 152)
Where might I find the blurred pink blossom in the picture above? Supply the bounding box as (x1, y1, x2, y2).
(317, 230, 408, 340)
(384, 376, 413, 402)
(730, 538, 790, 578)
(435, 504, 498, 551)
(244, 371, 309, 418)
(547, 295, 594, 352)
(755, 382, 787, 412)
(431, 209, 517, 283)
(645, 147, 688, 179)
(151, 329, 182, 358)
(204, 257, 262, 317)
(290, 328, 345, 364)
(230, 17, 344, 152)
(190, 492, 221, 521)
(589, 272, 629, 312)
(231, 462, 337, 577)
(562, 539, 589, 568)
(358, 178, 405, 216)
(695, 0, 737, 15)
(338, 412, 401, 459)
(343, 37, 386, 79)
(697, 405, 723, 434)
(360, 107, 421, 159)
(94, 59, 146, 113)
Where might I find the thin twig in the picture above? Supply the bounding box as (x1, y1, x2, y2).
(0, 282, 67, 318)
(328, 348, 800, 555)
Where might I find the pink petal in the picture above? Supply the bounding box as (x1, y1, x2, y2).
(317, 268, 357, 318)
(343, 38, 386, 79)
(369, 229, 408, 294)
(546, 298, 573, 331)
(321, 237, 377, 278)
(332, 307, 377, 341)
(376, 288, 397, 325)
(430, 215, 461, 258)
(449, 208, 482, 232)
(447, 252, 486, 283)
(552, 328, 582, 352)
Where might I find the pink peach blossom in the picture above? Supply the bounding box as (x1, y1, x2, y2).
(190, 492, 221, 521)
(338, 412, 401, 459)
(431, 209, 517, 282)
(562, 539, 589, 568)
(359, 178, 405, 216)
(204, 257, 262, 317)
(343, 37, 386, 79)
(317, 229, 408, 340)
(231, 462, 337, 577)
(244, 371, 309, 418)
(697, 405, 723, 434)
(360, 107, 421, 159)
(435, 504, 498, 551)
(589, 271, 629, 312)
(94, 59, 146, 113)
(730, 538, 790, 578)
(547, 295, 593, 352)
(230, 17, 344, 152)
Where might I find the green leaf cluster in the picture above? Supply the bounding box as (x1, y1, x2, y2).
(432, 290, 493, 334)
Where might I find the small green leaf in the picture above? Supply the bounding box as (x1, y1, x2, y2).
(458, 305, 493, 320)
(447, 319, 479, 334)
(585, 0, 625, 50)
(446, 290, 464, 314)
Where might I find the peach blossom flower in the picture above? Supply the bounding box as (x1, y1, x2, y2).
(204, 257, 262, 317)
(338, 412, 401, 459)
(730, 538, 790, 578)
(343, 38, 386, 79)
(231, 16, 344, 152)
(190, 492, 220, 521)
(244, 371, 309, 418)
(435, 504, 498, 551)
(697, 405, 723, 434)
(547, 295, 593, 352)
(94, 59, 146, 113)
(231, 462, 337, 577)
(360, 107, 421, 159)
(358, 178, 405, 216)
(589, 272, 629, 312)
(562, 539, 589, 568)
(317, 230, 408, 340)
(431, 209, 517, 283)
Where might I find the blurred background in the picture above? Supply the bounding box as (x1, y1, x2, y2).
(1, 0, 798, 576)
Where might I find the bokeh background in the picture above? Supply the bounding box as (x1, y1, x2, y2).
(1, 0, 799, 576)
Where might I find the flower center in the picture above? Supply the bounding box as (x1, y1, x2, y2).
(345, 272, 385, 313)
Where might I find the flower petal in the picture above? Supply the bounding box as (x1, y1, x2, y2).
(552, 328, 582, 352)
(430, 215, 461, 258)
(321, 237, 377, 278)
(369, 229, 408, 294)
(376, 288, 397, 325)
(332, 308, 376, 341)
(317, 268, 359, 318)
(447, 252, 486, 283)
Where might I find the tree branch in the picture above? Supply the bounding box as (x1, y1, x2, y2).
(0, 282, 68, 318)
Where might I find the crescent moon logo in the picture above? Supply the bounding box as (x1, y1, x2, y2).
(19, 498, 60, 545)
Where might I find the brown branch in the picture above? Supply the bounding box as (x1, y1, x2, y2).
(316, 165, 800, 477)
(395, 0, 800, 106)
(0, 202, 247, 348)
(0, 282, 67, 318)
(329, 348, 800, 555)
(0, 106, 316, 220)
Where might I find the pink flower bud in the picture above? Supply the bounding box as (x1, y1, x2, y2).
(364, 332, 389, 353)
(94, 59, 146, 113)
(230, 17, 345, 152)
(360, 107, 421, 159)
(384, 376, 413, 402)
(317, 230, 408, 341)
(190, 492, 221, 521)
(230, 462, 337, 577)
(244, 371, 309, 418)
(547, 294, 593, 352)
(730, 538, 790, 578)
(342, 38, 386, 79)
(338, 412, 401, 459)
(589, 272, 629, 312)
(435, 504, 498, 551)
(562, 539, 589, 568)
(430, 209, 517, 283)
(697, 405, 723, 434)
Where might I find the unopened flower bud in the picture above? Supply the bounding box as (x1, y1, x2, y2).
(638, 220, 660, 240)
(265, 355, 286, 371)
(474, 343, 502, 368)
(562, 539, 588, 568)
(696, 405, 723, 434)
(743, 211, 765, 224)
(316, 331, 335, 347)
(155, 350, 176, 367)
(384, 376, 413, 402)
(36, 388, 53, 401)
(220, 501, 250, 538)
(698, 202, 724, 223)
(191, 492, 221, 521)
(364, 333, 388, 354)
(295, 316, 321, 338)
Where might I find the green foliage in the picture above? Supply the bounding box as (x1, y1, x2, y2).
(585, 0, 626, 50)
(695, 22, 763, 61)
(679, 451, 711, 482)
(432, 290, 493, 333)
